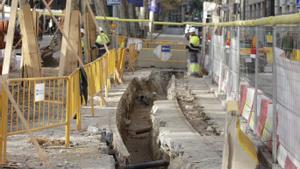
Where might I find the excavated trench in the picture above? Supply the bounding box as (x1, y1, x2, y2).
(116, 71, 183, 169)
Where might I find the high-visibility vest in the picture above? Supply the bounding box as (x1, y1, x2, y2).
(188, 35, 200, 51)
(96, 32, 110, 45)
(189, 35, 200, 46)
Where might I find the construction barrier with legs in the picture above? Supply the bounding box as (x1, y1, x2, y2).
(0, 46, 130, 164)
(203, 23, 300, 168)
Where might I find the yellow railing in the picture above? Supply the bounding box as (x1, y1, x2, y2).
(128, 44, 138, 72)
(0, 93, 8, 165)
(0, 47, 130, 164)
(5, 76, 69, 136)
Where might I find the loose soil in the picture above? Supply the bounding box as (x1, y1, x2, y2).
(121, 71, 183, 167)
(176, 79, 222, 136)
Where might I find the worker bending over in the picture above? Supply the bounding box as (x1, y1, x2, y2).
(186, 27, 201, 77)
(93, 27, 110, 59)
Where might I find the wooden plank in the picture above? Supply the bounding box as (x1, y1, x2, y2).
(19, 3, 42, 77)
(1, 0, 18, 76)
(85, 2, 109, 53)
(42, 0, 84, 69)
(65, 10, 80, 74)
(32, 9, 40, 37)
(85, 2, 123, 83)
(58, 0, 72, 76)
(83, 8, 97, 62)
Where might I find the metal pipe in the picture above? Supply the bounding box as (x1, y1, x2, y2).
(218, 27, 226, 93)
(227, 27, 233, 100)
(210, 27, 215, 83)
(271, 27, 278, 164)
(124, 160, 169, 169)
(235, 27, 241, 100)
(254, 26, 259, 130)
(149, 0, 156, 39)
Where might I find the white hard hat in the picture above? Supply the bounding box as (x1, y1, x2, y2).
(189, 27, 196, 33)
(80, 28, 85, 34)
(99, 27, 103, 32)
(185, 24, 191, 34)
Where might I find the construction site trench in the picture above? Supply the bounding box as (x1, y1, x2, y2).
(2, 69, 224, 169)
(115, 70, 184, 169)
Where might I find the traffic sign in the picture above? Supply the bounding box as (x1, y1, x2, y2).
(107, 0, 120, 6)
(128, 0, 143, 7)
(297, 0, 300, 9)
(161, 46, 171, 53)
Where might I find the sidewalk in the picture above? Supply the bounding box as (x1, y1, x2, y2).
(153, 75, 226, 169)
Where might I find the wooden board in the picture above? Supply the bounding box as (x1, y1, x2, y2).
(1, 0, 18, 76)
(32, 9, 40, 37)
(19, 3, 42, 77)
(58, 0, 73, 76)
(66, 10, 81, 74)
(83, 8, 97, 62)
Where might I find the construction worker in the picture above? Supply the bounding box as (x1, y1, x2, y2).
(93, 27, 110, 59)
(80, 28, 86, 63)
(281, 31, 295, 59)
(186, 27, 201, 77)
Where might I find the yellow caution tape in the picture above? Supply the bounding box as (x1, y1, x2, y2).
(39, 11, 300, 27)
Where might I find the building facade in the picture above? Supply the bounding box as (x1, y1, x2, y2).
(275, 0, 299, 15)
(220, 0, 275, 21)
(243, 0, 274, 19)
(167, 0, 193, 22)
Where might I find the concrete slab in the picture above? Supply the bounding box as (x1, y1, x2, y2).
(152, 98, 224, 169)
(181, 77, 226, 130)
